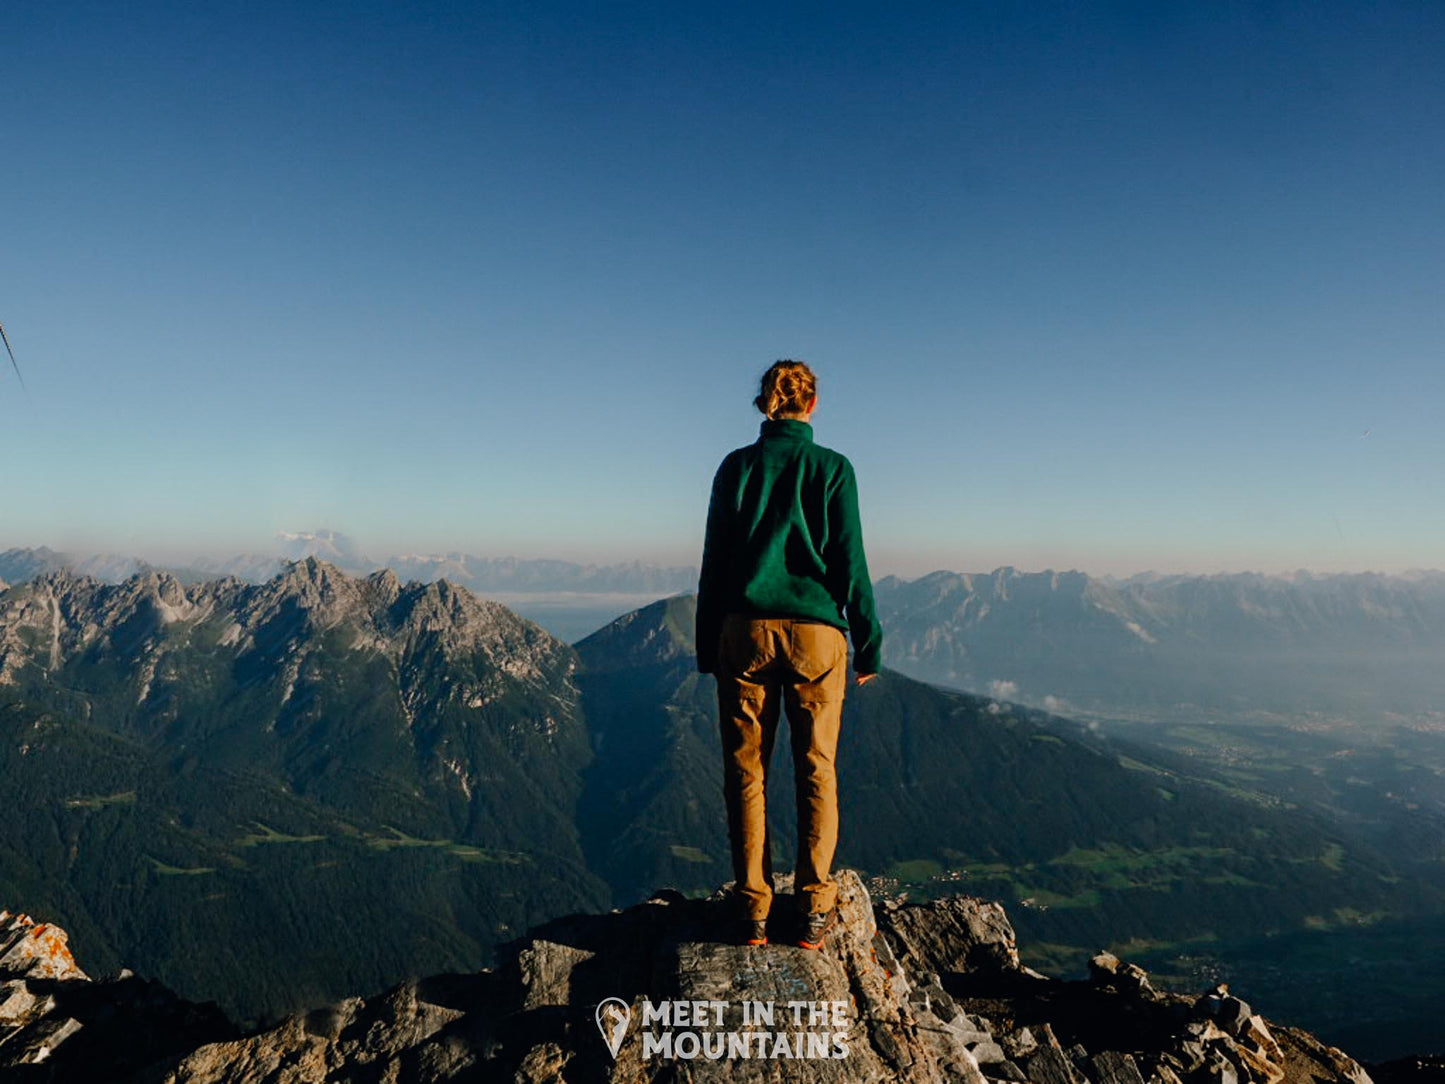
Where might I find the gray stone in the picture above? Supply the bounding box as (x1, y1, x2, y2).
(1089, 951, 1122, 982)
(967, 1039, 1007, 1065)
(1206, 1048, 1241, 1084)
(1091, 1050, 1148, 1084)
(0, 980, 39, 1023)
(1025, 1042, 1089, 1084)
(1000, 1026, 1038, 1059)
(0, 912, 89, 982)
(1217, 996, 1253, 1036)
(879, 895, 1023, 977)
(987, 1059, 1029, 1082)
(8, 1014, 83, 1066)
(1088, 950, 1155, 998)
(1120, 962, 1157, 998)
(943, 1054, 991, 1084)
(1175, 1039, 1208, 1072)
(514, 940, 596, 1009)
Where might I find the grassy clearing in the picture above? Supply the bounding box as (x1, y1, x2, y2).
(1117, 755, 1171, 776)
(1199, 871, 1266, 887)
(65, 791, 137, 809)
(887, 858, 945, 882)
(1013, 885, 1102, 909)
(1107, 931, 1220, 957)
(236, 822, 325, 847)
(1331, 906, 1389, 926)
(149, 857, 215, 876)
(1302, 908, 1392, 930)
(1048, 843, 1237, 872)
(668, 845, 712, 863)
(364, 826, 526, 864)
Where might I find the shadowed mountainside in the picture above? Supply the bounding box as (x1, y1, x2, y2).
(0, 566, 1438, 1054)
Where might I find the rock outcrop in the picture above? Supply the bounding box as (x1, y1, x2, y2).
(0, 910, 234, 1078)
(0, 873, 1387, 1084)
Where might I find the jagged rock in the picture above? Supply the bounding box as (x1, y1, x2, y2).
(1243, 1015, 1284, 1066)
(969, 1039, 1007, 1065)
(1206, 1046, 1242, 1084)
(1092, 1049, 1149, 1084)
(1001, 1025, 1038, 1059)
(1023, 1024, 1088, 1084)
(1089, 949, 1156, 999)
(1, 908, 237, 1078)
(0, 911, 88, 982)
(515, 939, 597, 1009)
(878, 893, 1024, 978)
(0, 876, 1395, 1084)
(1023, 1046, 1086, 1084)
(1233, 1039, 1286, 1084)
(1091, 951, 1123, 980)
(149, 871, 994, 1083)
(988, 1059, 1028, 1082)
(162, 980, 475, 1084)
(1269, 1024, 1375, 1084)
(0, 979, 43, 1021)
(1217, 996, 1253, 1036)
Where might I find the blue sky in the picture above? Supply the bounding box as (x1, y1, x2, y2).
(3, 1, 1441, 577)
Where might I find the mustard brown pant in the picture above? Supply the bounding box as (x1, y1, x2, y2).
(715, 613, 848, 920)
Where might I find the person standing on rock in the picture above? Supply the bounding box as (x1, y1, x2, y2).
(696, 359, 883, 950)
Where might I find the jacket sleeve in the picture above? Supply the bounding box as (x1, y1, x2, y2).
(826, 460, 883, 674)
(695, 460, 730, 674)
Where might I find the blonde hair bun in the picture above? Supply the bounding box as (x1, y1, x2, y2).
(754, 359, 818, 419)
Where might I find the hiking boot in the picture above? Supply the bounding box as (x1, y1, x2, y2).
(796, 908, 837, 950)
(738, 918, 769, 946)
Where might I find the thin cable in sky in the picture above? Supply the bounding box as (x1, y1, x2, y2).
(0, 321, 25, 391)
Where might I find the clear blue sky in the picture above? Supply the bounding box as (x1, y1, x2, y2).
(3, 1, 1441, 577)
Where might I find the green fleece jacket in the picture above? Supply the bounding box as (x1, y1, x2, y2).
(696, 418, 883, 675)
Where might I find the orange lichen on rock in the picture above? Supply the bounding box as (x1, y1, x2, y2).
(0, 908, 88, 981)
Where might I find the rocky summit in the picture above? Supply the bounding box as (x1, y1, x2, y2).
(0, 872, 1388, 1084)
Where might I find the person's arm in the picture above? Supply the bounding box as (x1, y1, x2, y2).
(826, 460, 883, 676)
(695, 460, 730, 674)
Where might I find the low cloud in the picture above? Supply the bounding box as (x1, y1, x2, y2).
(989, 679, 1019, 701)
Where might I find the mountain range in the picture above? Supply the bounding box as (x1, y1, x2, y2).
(1, 560, 1440, 1057)
(0, 541, 697, 595)
(872, 566, 1445, 725)
(9, 547, 1444, 730)
(11, 546, 1445, 723)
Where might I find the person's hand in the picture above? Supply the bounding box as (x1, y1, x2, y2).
(855, 672, 879, 687)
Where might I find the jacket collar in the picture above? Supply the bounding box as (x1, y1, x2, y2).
(758, 418, 814, 443)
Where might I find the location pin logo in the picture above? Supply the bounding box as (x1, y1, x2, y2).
(595, 997, 630, 1059)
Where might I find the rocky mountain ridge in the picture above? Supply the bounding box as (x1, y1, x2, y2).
(0, 558, 609, 1022)
(872, 566, 1445, 722)
(0, 557, 565, 676)
(0, 545, 698, 596)
(0, 873, 1400, 1084)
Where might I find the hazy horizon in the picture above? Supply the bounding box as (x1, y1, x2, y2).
(4, 530, 1441, 584)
